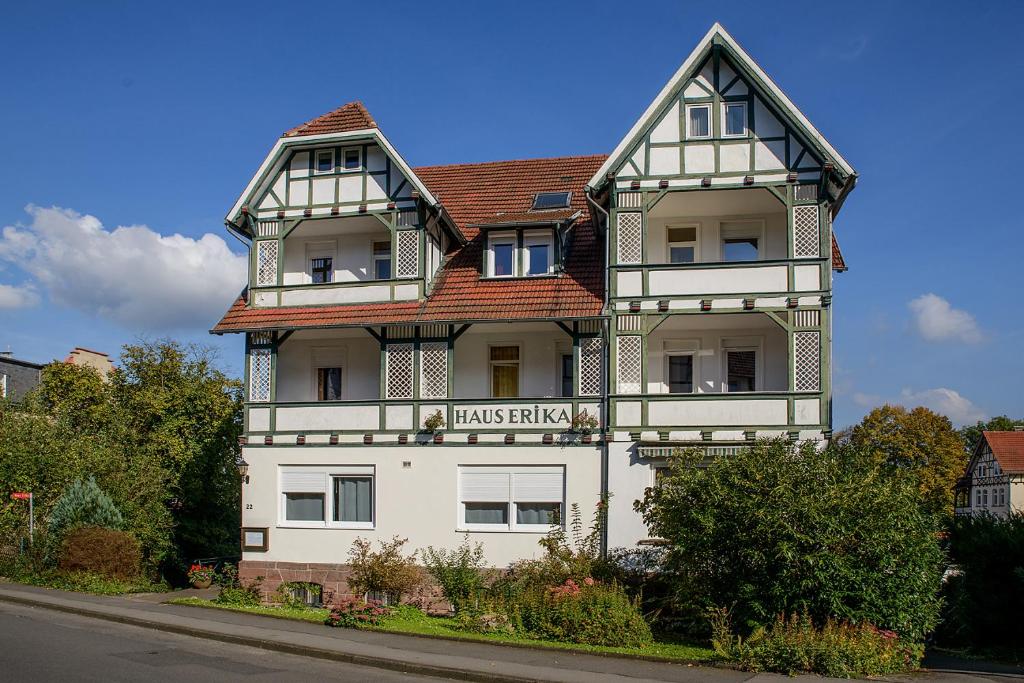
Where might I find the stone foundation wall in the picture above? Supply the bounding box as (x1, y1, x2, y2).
(238, 560, 446, 611)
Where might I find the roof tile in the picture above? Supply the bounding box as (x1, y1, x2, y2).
(984, 431, 1024, 474)
(282, 101, 377, 138)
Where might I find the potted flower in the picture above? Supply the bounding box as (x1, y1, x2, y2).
(423, 410, 445, 442)
(188, 563, 215, 589)
(570, 409, 599, 440)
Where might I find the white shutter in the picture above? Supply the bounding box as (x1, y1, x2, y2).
(281, 469, 326, 493)
(512, 469, 564, 502)
(460, 469, 510, 502)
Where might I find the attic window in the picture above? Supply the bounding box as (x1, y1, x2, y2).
(532, 192, 571, 210)
(315, 150, 334, 174)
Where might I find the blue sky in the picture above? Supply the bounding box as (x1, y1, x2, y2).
(0, 1, 1021, 427)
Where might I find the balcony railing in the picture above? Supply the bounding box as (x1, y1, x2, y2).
(612, 258, 828, 300)
(610, 391, 825, 431)
(250, 278, 423, 307)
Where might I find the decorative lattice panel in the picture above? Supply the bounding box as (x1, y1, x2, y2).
(397, 210, 418, 227)
(617, 192, 643, 208)
(794, 310, 821, 328)
(793, 330, 820, 392)
(248, 331, 273, 346)
(255, 240, 278, 286)
(248, 349, 271, 402)
(616, 335, 642, 394)
(385, 344, 414, 399)
(419, 342, 448, 399)
(578, 337, 603, 397)
(792, 205, 820, 258)
(617, 315, 643, 331)
(256, 220, 280, 237)
(616, 212, 642, 264)
(396, 231, 419, 278)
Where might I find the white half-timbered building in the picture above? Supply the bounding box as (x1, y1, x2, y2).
(955, 430, 1024, 518)
(214, 24, 857, 598)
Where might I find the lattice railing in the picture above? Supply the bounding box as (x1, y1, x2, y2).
(248, 349, 271, 402)
(793, 330, 820, 392)
(792, 205, 820, 258)
(616, 212, 642, 264)
(396, 231, 418, 278)
(385, 344, 414, 399)
(419, 342, 448, 399)
(255, 240, 278, 286)
(616, 335, 642, 394)
(578, 337, 603, 397)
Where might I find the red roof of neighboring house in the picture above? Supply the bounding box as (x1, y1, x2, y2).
(983, 431, 1024, 473)
(832, 234, 847, 272)
(282, 101, 377, 138)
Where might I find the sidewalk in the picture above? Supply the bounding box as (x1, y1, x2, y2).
(0, 580, 1017, 683)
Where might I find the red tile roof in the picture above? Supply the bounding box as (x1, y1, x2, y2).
(470, 208, 579, 227)
(282, 102, 377, 138)
(832, 234, 847, 272)
(984, 431, 1024, 474)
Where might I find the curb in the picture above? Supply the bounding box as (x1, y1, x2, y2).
(0, 591, 548, 683)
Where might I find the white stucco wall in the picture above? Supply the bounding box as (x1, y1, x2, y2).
(241, 444, 603, 568)
(645, 211, 787, 264)
(452, 326, 573, 399)
(606, 441, 655, 548)
(275, 331, 380, 402)
(282, 230, 389, 285)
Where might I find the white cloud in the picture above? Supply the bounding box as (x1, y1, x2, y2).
(908, 293, 983, 344)
(0, 205, 247, 330)
(896, 387, 986, 425)
(0, 282, 40, 309)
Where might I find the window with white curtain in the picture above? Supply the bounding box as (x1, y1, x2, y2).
(722, 102, 747, 137)
(458, 466, 564, 531)
(686, 104, 711, 139)
(280, 467, 374, 529)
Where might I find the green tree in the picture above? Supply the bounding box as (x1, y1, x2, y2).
(636, 440, 945, 642)
(959, 416, 1024, 454)
(849, 405, 967, 518)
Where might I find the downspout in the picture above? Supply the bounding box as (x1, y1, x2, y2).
(586, 187, 611, 557)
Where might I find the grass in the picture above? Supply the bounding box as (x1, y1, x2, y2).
(169, 597, 716, 663)
(3, 569, 167, 596)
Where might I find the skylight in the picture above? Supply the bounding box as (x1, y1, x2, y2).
(532, 192, 571, 210)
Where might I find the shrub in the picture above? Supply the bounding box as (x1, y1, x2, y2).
(510, 579, 652, 648)
(276, 581, 323, 608)
(710, 609, 921, 677)
(937, 513, 1024, 651)
(59, 526, 141, 579)
(347, 537, 420, 602)
(47, 477, 124, 557)
(215, 563, 263, 606)
(422, 536, 487, 612)
(324, 597, 391, 627)
(636, 440, 945, 641)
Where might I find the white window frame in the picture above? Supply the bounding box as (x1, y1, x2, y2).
(488, 343, 522, 398)
(486, 231, 517, 278)
(722, 101, 748, 138)
(721, 336, 763, 393)
(685, 103, 712, 139)
(278, 466, 375, 530)
(0, 373, 6, 399)
(457, 466, 565, 533)
(719, 219, 765, 262)
(306, 241, 337, 284)
(666, 223, 700, 264)
(664, 339, 700, 394)
(314, 149, 335, 175)
(372, 239, 392, 280)
(523, 229, 555, 276)
(341, 147, 362, 172)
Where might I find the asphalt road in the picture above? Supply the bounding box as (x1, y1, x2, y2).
(0, 601, 451, 682)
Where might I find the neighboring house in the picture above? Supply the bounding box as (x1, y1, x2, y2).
(213, 24, 856, 596)
(0, 351, 43, 402)
(955, 429, 1024, 518)
(65, 347, 115, 379)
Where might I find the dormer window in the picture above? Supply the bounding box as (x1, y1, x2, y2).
(486, 229, 555, 278)
(315, 149, 334, 174)
(489, 233, 516, 278)
(344, 149, 361, 170)
(686, 104, 711, 139)
(524, 230, 554, 275)
(723, 102, 747, 137)
(532, 192, 571, 210)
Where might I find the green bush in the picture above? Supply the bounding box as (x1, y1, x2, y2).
(636, 440, 945, 641)
(509, 579, 652, 648)
(59, 526, 141, 579)
(422, 536, 487, 612)
(47, 477, 123, 551)
(276, 581, 323, 608)
(215, 563, 263, 606)
(711, 609, 921, 677)
(937, 514, 1024, 651)
(347, 537, 420, 601)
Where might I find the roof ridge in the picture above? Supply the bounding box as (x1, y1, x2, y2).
(282, 101, 377, 138)
(413, 153, 608, 172)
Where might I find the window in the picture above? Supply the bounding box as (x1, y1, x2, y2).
(0, 373, 6, 398)
(524, 231, 554, 276)
(459, 466, 564, 531)
(976, 490, 981, 507)
(373, 241, 392, 280)
(666, 225, 698, 264)
(983, 489, 988, 507)
(686, 104, 711, 139)
(280, 467, 374, 528)
(723, 102, 747, 137)
(532, 192, 571, 210)
(344, 148, 360, 170)
(317, 367, 342, 401)
(720, 221, 763, 262)
(490, 345, 520, 398)
(310, 257, 333, 284)
(488, 233, 516, 278)
(315, 149, 334, 174)
(668, 355, 694, 394)
(560, 353, 574, 398)
(726, 349, 757, 392)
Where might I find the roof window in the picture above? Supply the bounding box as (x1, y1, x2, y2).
(532, 192, 571, 210)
